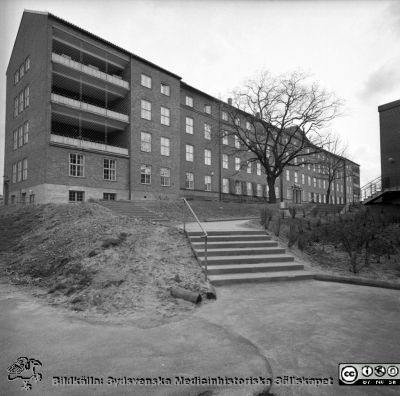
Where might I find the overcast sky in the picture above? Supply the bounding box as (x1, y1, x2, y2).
(1, 0, 399, 195)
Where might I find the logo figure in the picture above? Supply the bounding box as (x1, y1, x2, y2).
(374, 365, 386, 377)
(361, 365, 373, 377)
(7, 357, 42, 391)
(340, 365, 358, 384)
(387, 366, 399, 377)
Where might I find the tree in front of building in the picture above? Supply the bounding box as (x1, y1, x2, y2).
(223, 71, 343, 203)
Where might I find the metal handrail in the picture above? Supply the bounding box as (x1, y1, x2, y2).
(182, 198, 208, 280)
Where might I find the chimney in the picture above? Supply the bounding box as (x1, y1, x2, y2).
(227, 98, 232, 105)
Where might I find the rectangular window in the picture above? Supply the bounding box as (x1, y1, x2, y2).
(235, 157, 240, 171)
(247, 182, 253, 196)
(234, 135, 240, 149)
(141, 100, 151, 120)
(301, 174, 305, 185)
(14, 97, 19, 117)
(160, 83, 170, 96)
(307, 164, 311, 171)
(103, 159, 116, 181)
(222, 111, 228, 121)
(17, 160, 22, 182)
(19, 64, 24, 79)
(235, 181, 242, 195)
(18, 126, 23, 147)
(247, 162, 252, 174)
(22, 158, 28, 180)
(140, 132, 151, 152)
(294, 171, 298, 183)
(257, 184, 263, 197)
(141, 74, 152, 88)
(286, 170, 290, 181)
(308, 175, 311, 186)
(19, 91, 24, 113)
(23, 121, 29, 144)
(222, 130, 228, 145)
(204, 149, 211, 165)
(294, 157, 298, 165)
(160, 106, 170, 126)
(185, 172, 194, 189)
(14, 70, 19, 85)
(185, 96, 193, 107)
(222, 154, 229, 169)
(234, 117, 241, 126)
(318, 179, 321, 188)
(256, 162, 261, 176)
(160, 167, 171, 187)
(140, 164, 151, 184)
(12, 163, 17, 183)
(185, 117, 193, 134)
(24, 86, 29, 108)
(69, 153, 84, 177)
(287, 188, 292, 200)
(204, 104, 211, 114)
(204, 175, 211, 191)
(246, 121, 251, 130)
(25, 56, 30, 72)
(69, 190, 84, 202)
(204, 123, 211, 140)
(103, 193, 116, 201)
(313, 177, 317, 188)
(222, 178, 229, 193)
(186, 144, 194, 162)
(160, 137, 170, 156)
(13, 130, 18, 150)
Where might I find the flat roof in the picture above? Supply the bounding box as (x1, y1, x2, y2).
(378, 99, 400, 112)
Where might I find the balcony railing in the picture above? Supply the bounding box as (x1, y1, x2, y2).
(51, 93, 129, 123)
(50, 134, 129, 156)
(360, 176, 382, 201)
(52, 53, 129, 90)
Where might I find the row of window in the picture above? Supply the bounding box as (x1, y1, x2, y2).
(140, 100, 170, 125)
(284, 170, 344, 192)
(13, 121, 29, 150)
(140, 74, 171, 96)
(140, 133, 171, 156)
(11, 159, 28, 183)
(69, 191, 116, 202)
(184, 95, 212, 114)
(69, 154, 117, 181)
(13, 85, 30, 117)
(14, 56, 30, 85)
(140, 165, 171, 186)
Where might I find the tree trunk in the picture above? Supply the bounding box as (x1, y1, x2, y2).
(267, 177, 276, 203)
(326, 185, 331, 204)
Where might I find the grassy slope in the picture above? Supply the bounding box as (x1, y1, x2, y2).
(0, 203, 211, 326)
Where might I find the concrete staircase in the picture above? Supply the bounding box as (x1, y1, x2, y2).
(98, 200, 162, 220)
(187, 230, 314, 286)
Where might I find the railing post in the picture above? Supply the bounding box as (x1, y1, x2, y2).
(204, 235, 208, 281)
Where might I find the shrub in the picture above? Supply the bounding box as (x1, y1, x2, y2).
(288, 221, 299, 247)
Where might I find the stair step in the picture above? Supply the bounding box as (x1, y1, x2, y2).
(192, 241, 278, 249)
(190, 235, 271, 242)
(208, 271, 315, 286)
(188, 230, 268, 236)
(205, 262, 304, 275)
(196, 247, 286, 256)
(200, 254, 294, 265)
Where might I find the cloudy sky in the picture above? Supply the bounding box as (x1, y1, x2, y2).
(1, 0, 399, 195)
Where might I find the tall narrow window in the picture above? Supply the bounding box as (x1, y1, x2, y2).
(204, 176, 212, 191)
(222, 154, 228, 169)
(222, 131, 228, 145)
(235, 157, 240, 171)
(160, 137, 170, 156)
(160, 168, 171, 186)
(160, 106, 170, 126)
(257, 184, 263, 197)
(234, 135, 240, 149)
(247, 162, 252, 174)
(221, 111, 228, 121)
(24, 86, 30, 108)
(141, 100, 151, 120)
(160, 83, 170, 96)
(140, 132, 151, 152)
(302, 174, 305, 184)
(294, 171, 298, 183)
(313, 177, 317, 188)
(222, 178, 229, 193)
(18, 126, 23, 147)
(104, 159, 116, 181)
(185, 172, 194, 189)
(19, 64, 24, 80)
(235, 181, 242, 195)
(204, 123, 211, 140)
(140, 164, 151, 184)
(13, 130, 18, 150)
(23, 121, 29, 144)
(246, 121, 251, 130)
(25, 56, 30, 72)
(12, 163, 17, 183)
(186, 144, 194, 162)
(22, 158, 28, 180)
(14, 97, 19, 117)
(17, 161, 22, 182)
(141, 74, 152, 88)
(185, 117, 193, 134)
(19, 92, 24, 113)
(204, 149, 211, 165)
(69, 153, 84, 177)
(247, 182, 253, 196)
(14, 71, 19, 85)
(234, 117, 240, 126)
(286, 170, 290, 181)
(256, 162, 261, 176)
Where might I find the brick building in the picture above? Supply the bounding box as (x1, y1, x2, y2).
(3, 10, 360, 205)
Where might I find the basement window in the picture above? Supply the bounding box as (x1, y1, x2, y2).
(69, 191, 84, 202)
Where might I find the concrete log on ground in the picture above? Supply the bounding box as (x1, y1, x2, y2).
(170, 286, 202, 304)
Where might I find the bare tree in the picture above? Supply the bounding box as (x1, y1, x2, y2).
(221, 71, 343, 203)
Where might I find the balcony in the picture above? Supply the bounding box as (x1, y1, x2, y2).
(52, 53, 129, 90)
(50, 134, 128, 156)
(51, 93, 129, 123)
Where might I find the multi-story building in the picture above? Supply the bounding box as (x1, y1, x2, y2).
(3, 10, 359, 205)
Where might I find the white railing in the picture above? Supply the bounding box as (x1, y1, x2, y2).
(52, 53, 129, 89)
(51, 93, 129, 123)
(50, 134, 129, 156)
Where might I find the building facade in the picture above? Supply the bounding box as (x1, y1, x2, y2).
(3, 11, 360, 205)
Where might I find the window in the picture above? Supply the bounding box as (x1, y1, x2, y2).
(19, 64, 24, 80)
(17, 160, 22, 182)
(302, 158, 305, 168)
(307, 164, 311, 171)
(186, 144, 193, 161)
(235, 181, 242, 195)
(160, 83, 170, 96)
(222, 178, 229, 193)
(24, 86, 29, 108)
(204, 175, 211, 191)
(294, 171, 298, 184)
(185, 117, 194, 134)
(204, 149, 211, 165)
(234, 135, 240, 149)
(185, 172, 194, 189)
(256, 162, 261, 176)
(286, 170, 290, 181)
(141, 100, 151, 120)
(141, 74, 152, 88)
(222, 111, 228, 121)
(313, 177, 317, 188)
(235, 157, 240, 171)
(141, 164, 151, 184)
(222, 154, 228, 169)
(301, 174, 305, 185)
(14, 97, 19, 117)
(104, 159, 116, 181)
(185, 96, 193, 107)
(23, 121, 29, 144)
(275, 186, 280, 199)
(19, 92, 24, 113)
(247, 162, 252, 174)
(222, 130, 228, 145)
(22, 158, 28, 180)
(25, 56, 30, 72)
(308, 176, 311, 186)
(69, 153, 84, 177)
(204, 123, 211, 140)
(247, 182, 252, 196)
(160, 168, 171, 187)
(160, 137, 170, 156)
(287, 188, 291, 200)
(14, 70, 19, 85)
(234, 117, 241, 126)
(103, 193, 116, 201)
(13, 130, 18, 150)
(204, 104, 211, 114)
(246, 121, 251, 130)
(323, 180, 326, 189)
(140, 132, 151, 152)
(318, 179, 321, 188)
(69, 191, 84, 202)
(12, 163, 17, 183)
(160, 106, 170, 126)
(257, 184, 263, 197)
(18, 126, 23, 147)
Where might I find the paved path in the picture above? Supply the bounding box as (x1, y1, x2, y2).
(195, 280, 400, 396)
